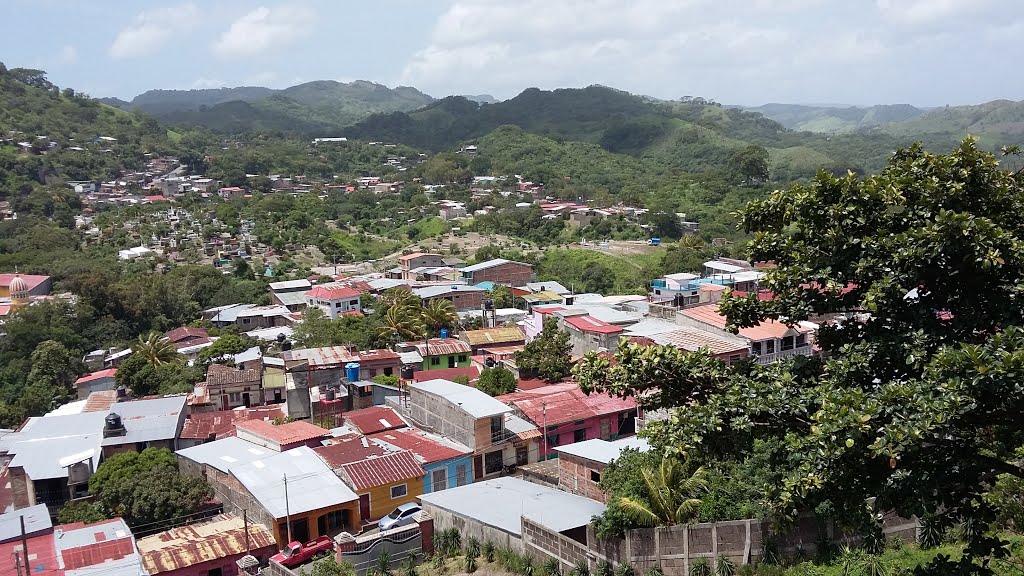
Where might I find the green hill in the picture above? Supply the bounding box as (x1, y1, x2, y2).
(885, 99, 1024, 149)
(742, 103, 925, 133)
(117, 81, 435, 135)
(0, 67, 176, 188)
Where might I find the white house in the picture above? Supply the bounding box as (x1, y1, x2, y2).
(305, 284, 362, 319)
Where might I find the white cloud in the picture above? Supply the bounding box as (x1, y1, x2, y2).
(875, 0, 983, 24)
(190, 77, 227, 89)
(213, 5, 314, 59)
(109, 3, 199, 59)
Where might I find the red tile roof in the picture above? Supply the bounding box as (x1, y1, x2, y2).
(497, 382, 636, 426)
(74, 368, 117, 386)
(235, 419, 328, 445)
(343, 406, 407, 435)
(368, 428, 470, 464)
(164, 326, 209, 343)
(563, 315, 624, 335)
(340, 450, 425, 491)
(180, 406, 285, 440)
(306, 285, 362, 300)
(534, 306, 566, 315)
(411, 366, 481, 384)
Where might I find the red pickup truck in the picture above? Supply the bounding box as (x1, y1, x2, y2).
(270, 536, 334, 567)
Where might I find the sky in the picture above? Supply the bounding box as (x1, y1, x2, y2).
(0, 0, 1018, 107)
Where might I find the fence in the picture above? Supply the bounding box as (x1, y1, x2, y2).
(523, 513, 919, 576)
(337, 525, 424, 575)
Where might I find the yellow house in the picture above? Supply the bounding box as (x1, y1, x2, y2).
(337, 451, 426, 524)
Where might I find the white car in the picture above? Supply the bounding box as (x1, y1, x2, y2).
(378, 503, 422, 531)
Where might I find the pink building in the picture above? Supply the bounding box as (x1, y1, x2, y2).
(497, 382, 638, 459)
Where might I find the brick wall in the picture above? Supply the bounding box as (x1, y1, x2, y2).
(556, 455, 608, 502)
(470, 263, 532, 287)
(8, 466, 30, 509)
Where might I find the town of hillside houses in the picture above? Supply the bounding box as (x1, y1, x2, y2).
(0, 254, 831, 576)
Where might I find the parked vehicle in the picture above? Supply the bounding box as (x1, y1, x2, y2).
(647, 237, 661, 246)
(270, 536, 334, 567)
(378, 503, 422, 531)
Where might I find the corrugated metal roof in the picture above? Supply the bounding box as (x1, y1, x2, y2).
(231, 446, 358, 518)
(650, 328, 748, 355)
(407, 338, 471, 357)
(313, 435, 398, 468)
(343, 406, 407, 435)
(410, 379, 512, 418)
(137, 513, 275, 574)
(563, 314, 623, 335)
(554, 436, 651, 465)
(340, 450, 425, 491)
(100, 396, 187, 447)
(73, 368, 117, 386)
(176, 437, 275, 473)
(283, 346, 399, 367)
(459, 327, 525, 346)
(461, 258, 530, 272)
(205, 365, 261, 386)
(179, 406, 285, 440)
(368, 428, 470, 465)
(306, 285, 361, 300)
(55, 518, 140, 572)
(521, 291, 562, 303)
(82, 390, 119, 413)
(0, 504, 51, 543)
(497, 382, 636, 426)
(419, 477, 604, 536)
(269, 279, 312, 291)
(273, 291, 308, 306)
(235, 420, 328, 445)
(413, 284, 487, 299)
(678, 304, 811, 341)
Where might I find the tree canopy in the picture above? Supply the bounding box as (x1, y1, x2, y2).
(576, 140, 1024, 571)
(515, 317, 572, 382)
(476, 365, 517, 396)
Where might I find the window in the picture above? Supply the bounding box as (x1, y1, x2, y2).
(765, 340, 775, 354)
(431, 468, 448, 491)
(590, 470, 601, 483)
(390, 484, 408, 499)
(336, 302, 343, 308)
(209, 569, 223, 576)
(781, 336, 794, 351)
(574, 429, 586, 443)
(516, 446, 528, 465)
(430, 357, 440, 366)
(242, 318, 251, 325)
(456, 464, 468, 486)
(457, 354, 467, 363)
(547, 434, 560, 448)
(490, 416, 503, 435)
(384, 367, 393, 376)
(752, 341, 762, 355)
(228, 392, 242, 403)
(368, 368, 377, 377)
(728, 354, 741, 364)
(484, 450, 504, 474)
(797, 334, 808, 347)
(350, 300, 359, 307)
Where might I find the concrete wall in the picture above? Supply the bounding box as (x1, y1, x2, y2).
(419, 501, 520, 551)
(406, 389, 477, 449)
(76, 377, 117, 400)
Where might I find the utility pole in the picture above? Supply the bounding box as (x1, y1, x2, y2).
(283, 474, 292, 544)
(243, 509, 250, 554)
(541, 401, 547, 461)
(19, 516, 29, 576)
(15, 551, 23, 576)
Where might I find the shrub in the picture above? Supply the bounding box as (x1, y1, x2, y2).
(544, 558, 562, 576)
(596, 560, 613, 576)
(464, 536, 480, 559)
(690, 558, 711, 576)
(465, 556, 477, 574)
(614, 564, 634, 576)
(716, 556, 735, 576)
(482, 541, 495, 562)
(573, 560, 590, 576)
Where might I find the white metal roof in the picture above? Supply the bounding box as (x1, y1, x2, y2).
(410, 379, 512, 418)
(413, 285, 486, 299)
(0, 504, 51, 542)
(461, 258, 528, 273)
(231, 446, 358, 518)
(269, 279, 312, 291)
(419, 477, 605, 535)
(704, 260, 745, 273)
(554, 436, 651, 465)
(177, 436, 275, 473)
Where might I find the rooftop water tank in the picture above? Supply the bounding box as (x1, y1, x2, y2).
(345, 362, 360, 383)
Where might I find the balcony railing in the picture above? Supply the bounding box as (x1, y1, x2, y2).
(755, 345, 814, 364)
(490, 429, 513, 444)
(650, 279, 667, 289)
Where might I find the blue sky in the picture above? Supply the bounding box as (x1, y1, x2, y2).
(0, 0, 1018, 106)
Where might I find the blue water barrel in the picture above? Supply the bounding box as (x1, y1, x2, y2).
(439, 328, 449, 339)
(345, 362, 360, 382)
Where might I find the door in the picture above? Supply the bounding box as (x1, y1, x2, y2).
(359, 494, 370, 524)
(242, 392, 251, 407)
(292, 518, 309, 543)
(447, 356, 456, 368)
(473, 455, 483, 480)
(274, 389, 282, 403)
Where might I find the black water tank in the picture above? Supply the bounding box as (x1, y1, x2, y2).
(485, 357, 496, 368)
(105, 413, 122, 429)
(483, 299, 494, 310)
(325, 387, 336, 401)
(401, 365, 415, 379)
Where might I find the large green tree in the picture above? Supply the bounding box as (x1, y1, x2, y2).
(476, 365, 517, 396)
(515, 317, 572, 382)
(577, 140, 1024, 571)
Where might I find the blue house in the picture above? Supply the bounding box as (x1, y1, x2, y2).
(370, 427, 474, 493)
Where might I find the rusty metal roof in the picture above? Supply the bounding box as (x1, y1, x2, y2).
(407, 338, 471, 357)
(137, 513, 275, 574)
(339, 450, 425, 491)
(459, 327, 525, 346)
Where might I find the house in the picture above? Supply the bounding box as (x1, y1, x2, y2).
(521, 281, 570, 296)
(557, 312, 625, 356)
(568, 208, 612, 227)
(402, 379, 540, 480)
(368, 427, 473, 494)
(520, 291, 563, 309)
(269, 279, 312, 311)
(0, 273, 51, 298)
(100, 395, 189, 457)
(73, 368, 118, 400)
(459, 259, 533, 287)
(624, 318, 750, 364)
(419, 477, 604, 553)
(397, 339, 472, 371)
(677, 304, 815, 364)
(233, 305, 293, 330)
(218, 186, 245, 199)
(411, 365, 481, 386)
(204, 364, 263, 410)
(398, 253, 446, 280)
(497, 382, 638, 459)
(554, 437, 651, 502)
(177, 405, 285, 448)
(234, 419, 329, 452)
(458, 326, 526, 353)
(280, 347, 402, 418)
(229, 446, 360, 547)
(439, 206, 467, 220)
(336, 451, 426, 523)
(341, 406, 407, 435)
(0, 513, 144, 576)
(649, 272, 701, 305)
(137, 513, 277, 576)
(412, 284, 488, 312)
(164, 326, 210, 350)
(305, 284, 362, 319)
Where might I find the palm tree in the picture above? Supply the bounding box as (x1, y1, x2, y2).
(134, 332, 178, 366)
(380, 287, 420, 313)
(421, 298, 458, 337)
(617, 457, 707, 527)
(376, 305, 425, 343)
